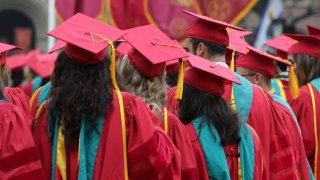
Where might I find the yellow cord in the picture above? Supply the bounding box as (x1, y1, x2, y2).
(163, 107, 168, 135)
(175, 60, 184, 100)
(308, 84, 318, 179)
(275, 78, 287, 101)
(289, 66, 299, 99)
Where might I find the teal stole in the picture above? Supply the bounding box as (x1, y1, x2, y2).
(232, 73, 253, 123)
(310, 78, 320, 94)
(41, 81, 103, 179)
(192, 116, 254, 180)
(32, 76, 43, 94)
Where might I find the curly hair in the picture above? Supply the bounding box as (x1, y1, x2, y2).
(48, 51, 113, 148)
(0, 65, 11, 87)
(117, 55, 168, 105)
(293, 54, 320, 86)
(179, 83, 241, 146)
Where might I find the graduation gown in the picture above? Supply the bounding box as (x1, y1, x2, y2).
(0, 102, 45, 179)
(4, 87, 32, 127)
(31, 85, 181, 180)
(290, 78, 320, 179)
(160, 111, 198, 179)
(166, 73, 298, 179)
(184, 120, 265, 180)
(271, 93, 313, 179)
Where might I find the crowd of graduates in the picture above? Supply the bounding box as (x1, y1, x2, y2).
(1, 11, 320, 180)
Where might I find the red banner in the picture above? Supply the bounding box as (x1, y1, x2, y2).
(56, 0, 106, 22)
(107, 0, 257, 40)
(14, 27, 32, 51)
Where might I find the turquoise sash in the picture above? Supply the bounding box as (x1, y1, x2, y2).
(192, 116, 254, 180)
(271, 78, 281, 97)
(32, 76, 43, 94)
(233, 73, 253, 123)
(38, 82, 52, 106)
(310, 78, 320, 94)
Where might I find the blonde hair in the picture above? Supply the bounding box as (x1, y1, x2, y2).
(117, 55, 168, 105)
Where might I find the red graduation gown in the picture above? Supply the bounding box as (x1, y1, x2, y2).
(167, 84, 298, 179)
(290, 84, 320, 177)
(280, 79, 292, 102)
(32, 90, 181, 180)
(0, 102, 45, 179)
(4, 87, 32, 127)
(184, 123, 265, 180)
(274, 100, 311, 179)
(160, 112, 198, 179)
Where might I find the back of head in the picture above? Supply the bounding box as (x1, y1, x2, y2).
(179, 83, 241, 146)
(189, 38, 226, 58)
(293, 54, 320, 86)
(117, 55, 168, 105)
(48, 51, 114, 148)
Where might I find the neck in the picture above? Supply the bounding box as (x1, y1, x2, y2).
(207, 55, 226, 63)
(259, 81, 273, 93)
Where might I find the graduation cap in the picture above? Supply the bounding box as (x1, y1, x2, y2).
(264, 35, 297, 59)
(286, 34, 320, 59)
(48, 40, 66, 54)
(226, 28, 252, 71)
(6, 54, 27, 71)
(307, 25, 320, 36)
(116, 42, 132, 58)
(29, 53, 57, 78)
(48, 13, 125, 90)
(0, 43, 22, 66)
(184, 10, 244, 47)
(236, 46, 299, 98)
(184, 53, 240, 95)
(123, 25, 189, 99)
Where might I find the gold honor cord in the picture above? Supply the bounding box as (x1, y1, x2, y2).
(308, 84, 318, 179)
(87, 32, 128, 179)
(163, 107, 168, 135)
(275, 78, 287, 101)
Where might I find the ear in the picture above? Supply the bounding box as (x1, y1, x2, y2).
(253, 73, 263, 85)
(196, 42, 207, 58)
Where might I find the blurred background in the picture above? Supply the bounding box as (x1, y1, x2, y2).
(0, 0, 319, 53)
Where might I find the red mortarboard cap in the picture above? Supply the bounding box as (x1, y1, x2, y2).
(184, 10, 244, 46)
(0, 43, 22, 66)
(285, 34, 320, 58)
(264, 35, 297, 59)
(48, 13, 125, 64)
(184, 53, 240, 95)
(123, 25, 189, 77)
(6, 54, 27, 71)
(116, 42, 132, 58)
(29, 53, 57, 78)
(235, 47, 291, 78)
(307, 25, 320, 36)
(49, 40, 66, 54)
(166, 59, 180, 75)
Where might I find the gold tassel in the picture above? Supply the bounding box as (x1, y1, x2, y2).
(108, 41, 120, 91)
(175, 59, 184, 100)
(229, 46, 236, 72)
(289, 65, 299, 99)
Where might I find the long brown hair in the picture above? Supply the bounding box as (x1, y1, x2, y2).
(293, 54, 320, 86)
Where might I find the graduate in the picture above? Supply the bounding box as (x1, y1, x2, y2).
(235, 46, 313, 179)
(178, 54, 264, 179)
(287, 34, 320, 179)
(117, 24, 197, 179)
(167, 11, 298, 179)
(31, 13, 181, 180)
(0, 69, 44, 179)
(265, 35, 298, 101)
(19, 50, 56, 98)
(6, 53, 27, 87)
(0, 43, 32, 126)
